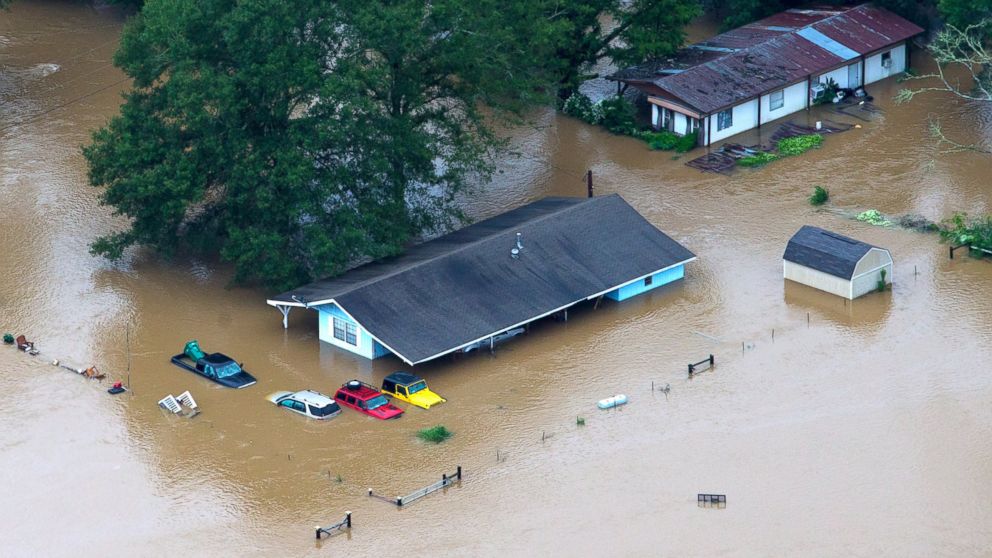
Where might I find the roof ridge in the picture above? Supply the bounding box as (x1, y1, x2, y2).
(313, 195, 610, 301)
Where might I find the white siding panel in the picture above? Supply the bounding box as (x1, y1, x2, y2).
(866, 43, 906, 84)
(651, 104, 660, 128)
(674, 112, 688, 135)
(708, 99, 759, 143)
(817, 65, 850, 89)
(760, 81, 807, 125)
(851, 262, 893, 299)
(783, 261, 852, 299)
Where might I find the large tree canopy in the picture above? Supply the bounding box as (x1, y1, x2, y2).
(547, 0, 702, 100)
(85, 0, 548, 289)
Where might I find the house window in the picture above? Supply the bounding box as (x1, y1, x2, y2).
(661, 108, 672, 130)
(881, 51, 892, 68)
(769, 89, 785, 111)
(644, 275, 653, 287)
(688, 118, 699, 134)
(716, 108, 733, 131)
(333, 317, 357, 346)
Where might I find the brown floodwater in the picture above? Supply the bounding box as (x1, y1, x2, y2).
(3, 2, 992, 556)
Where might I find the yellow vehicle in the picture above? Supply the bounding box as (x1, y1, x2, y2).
(381, 371, 446, 409)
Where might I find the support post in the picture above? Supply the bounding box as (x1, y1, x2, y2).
(396, 497, 403, 507)
(586, 170, 593, 198)
(316, 527, 322, 540)
(345, 511, 352, 529)
(709, 354, 714, 366)
(457, 465, 462, 480)
(277, 305, 292, 329)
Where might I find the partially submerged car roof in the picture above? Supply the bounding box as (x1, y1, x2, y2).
(384, 371, 421, 386)
(293, 390, 336, 407)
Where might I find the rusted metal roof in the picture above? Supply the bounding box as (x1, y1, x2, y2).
(811, 4, 923, 54)
(612, 4, 923, 115)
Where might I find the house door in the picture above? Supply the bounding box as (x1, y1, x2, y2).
(848, 62, 862, 88)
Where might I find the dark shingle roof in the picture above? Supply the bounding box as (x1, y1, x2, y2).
(269, 195, 695, 364)
(783, 225, 877, 279)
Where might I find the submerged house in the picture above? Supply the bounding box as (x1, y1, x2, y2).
(610, 4, 923, 146)
(267, 194, 696, 365)
(783, 225, 892, 300)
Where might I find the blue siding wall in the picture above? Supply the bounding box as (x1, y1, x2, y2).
(315, 303, 391, 360)
(605, 265, 684, 301)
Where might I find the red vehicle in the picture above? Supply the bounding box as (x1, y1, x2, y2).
(333, 380, 404, 420)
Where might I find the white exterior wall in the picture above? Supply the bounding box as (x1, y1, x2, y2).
(817, 65, 851, 89)
(317, 305, 375, 359)
(674, 112, 688, 135)
(759, 81, 807, 125)
(651, 104, 660, 128)
(783, 260, 852, 299)
(707, 99, 759, 144)
(865, 43, 906, 84)
(850, 248, 894, 299)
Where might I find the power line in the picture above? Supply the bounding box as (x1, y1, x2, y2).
(0, 76, 129, 134)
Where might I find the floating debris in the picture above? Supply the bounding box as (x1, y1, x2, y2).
(597, 394, 628, 409)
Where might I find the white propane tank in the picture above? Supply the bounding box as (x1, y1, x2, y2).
(597, 394, 628, 409)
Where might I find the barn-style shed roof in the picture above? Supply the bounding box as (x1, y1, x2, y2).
(269, 194, 696, 364)
(783, 225, 881, 279)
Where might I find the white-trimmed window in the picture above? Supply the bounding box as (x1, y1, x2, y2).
(661, 108, 672, 129)
(688, 118, 699, 134)
(769, 89, 785, 111)
(881, 51, 892, 68)
(717, 108, 733, 131)
(333, 317, 357, 345)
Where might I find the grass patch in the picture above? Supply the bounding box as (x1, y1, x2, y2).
(576, 416, 585, 426)
(777, 134, 823, 156)
(809, 185, 829, 206)
(737, 152, 779, 167)
(417, 425, 453, 444)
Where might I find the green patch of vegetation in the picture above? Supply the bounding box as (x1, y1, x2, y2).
(576, 416, 585, 426)
(809, 185, 829, 206)
(640, 129, 698, 153)
(2, 333, 13, 345)
(334, 473, 343, 483)
(417, 425, 453, 444)
(737, 152, 779, 167)
(857, 209, 893, 227)
(939, 212, 992, 253)
(777, 134, 824, 156)
(876, 268, 888, 293)
(563, 94, 698, 153)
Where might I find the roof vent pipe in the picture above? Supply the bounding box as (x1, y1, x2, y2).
(516, 232, 523, 251)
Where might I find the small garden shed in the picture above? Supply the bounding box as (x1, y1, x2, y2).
(783, 225, 892, 300)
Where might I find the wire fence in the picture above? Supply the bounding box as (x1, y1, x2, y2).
(368, 466, 462, 507)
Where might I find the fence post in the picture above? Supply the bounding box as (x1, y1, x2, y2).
(315, 526, 322, 540)
(442, 473, 447, 485)
(709, 354, 714, 366)
(456, 465, 462, 480)
(345, 511, 352, 529)
(396, 496, 403, 507)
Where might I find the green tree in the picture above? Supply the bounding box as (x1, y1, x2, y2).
(84, 0, 548, 289)
(548, 0, 701, 100)
(938, 0, 992, 29)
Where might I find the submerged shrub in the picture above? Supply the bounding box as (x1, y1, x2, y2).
(641, 129, 698, 152)
(737, 152, 779, 167)
(777, 134, 824, 156)
(939, 212, 992, 252)
(597, 96, 637, 135)
(809, 185, 829, 206)
(562, 93, 596, 124)
(857, 209, 892, 227)
(417, 425, 453, 444)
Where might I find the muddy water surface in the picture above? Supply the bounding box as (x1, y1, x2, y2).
(2, 3, 992, 557)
